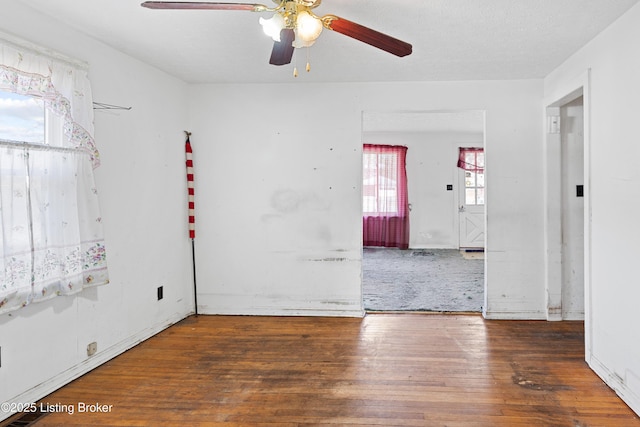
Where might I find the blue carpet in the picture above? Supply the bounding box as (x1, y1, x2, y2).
(363, 248, 484, 312)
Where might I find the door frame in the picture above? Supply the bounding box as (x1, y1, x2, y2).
(543, 69, 592, 356)
(360, 109, 488, 313)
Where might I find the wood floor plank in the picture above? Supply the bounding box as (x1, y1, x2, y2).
(7, 313, 637, 426)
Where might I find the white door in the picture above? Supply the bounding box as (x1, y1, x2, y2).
(458, 149, 485, 249)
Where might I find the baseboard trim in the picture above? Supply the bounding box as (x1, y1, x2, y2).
(197, 294, 364, 318)
(1, 310, 192, 422)
(588, 354, 640, 417)
(198, 306, 365, 318)
(483, 310, 547, 320)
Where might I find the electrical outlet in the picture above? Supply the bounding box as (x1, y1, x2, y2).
(157, 286, 163, 301)
(87, 342, 97, 357)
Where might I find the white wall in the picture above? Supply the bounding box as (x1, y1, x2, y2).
(363, 131, 483, 249)
(0, 3, 193, 419)
(544, 2, 640, 415)
(188, 80, 544, 319)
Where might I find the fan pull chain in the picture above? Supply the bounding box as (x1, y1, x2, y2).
(292, 48, 312, 77)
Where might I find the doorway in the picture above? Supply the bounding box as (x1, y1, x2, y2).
(458, 147, 485, 249)
(560, 96, 585, 319)
(361, 110, 486, 312)
(545, 86, 587, 321)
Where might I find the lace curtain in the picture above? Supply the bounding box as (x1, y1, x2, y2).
(0, 33, 108, 314)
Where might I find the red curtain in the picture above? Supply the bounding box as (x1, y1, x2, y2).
(363, 144, 409, 249)
(457, 147, 484, 172)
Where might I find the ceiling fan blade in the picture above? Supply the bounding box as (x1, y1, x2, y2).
(141, 2, 267, 11)
(269, 28, 295, 66)
(323, 16, 412, 57)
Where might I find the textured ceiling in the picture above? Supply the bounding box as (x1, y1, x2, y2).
(17, 0, 640, 84)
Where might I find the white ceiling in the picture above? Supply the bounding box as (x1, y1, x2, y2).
(17, 0, 640, 84)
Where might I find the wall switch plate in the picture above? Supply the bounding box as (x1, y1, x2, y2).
(576, 185, 584, 197)
(157, 286, 163, 301)
(447, 184, 453, 191)
(87, 342, 97, 356)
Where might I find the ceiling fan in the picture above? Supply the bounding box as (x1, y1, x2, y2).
(141, 1, 412, 70)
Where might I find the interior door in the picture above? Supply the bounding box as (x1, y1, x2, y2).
(458, 149, 485, 249)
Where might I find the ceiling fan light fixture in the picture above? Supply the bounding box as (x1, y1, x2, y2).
(141, 1, 413, 69)
(292, 29, 314, 48)
(295, 10, 323, 44)
(259, 13, 285, 41)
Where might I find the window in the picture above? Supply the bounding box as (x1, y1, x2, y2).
(0, 92, 45, 143)
(363, 151, 400, 214)
(0, 36, 108, 314)
(458, 148, 484, 206)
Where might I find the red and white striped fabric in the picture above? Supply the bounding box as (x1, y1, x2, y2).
(185, 133, 195, 239)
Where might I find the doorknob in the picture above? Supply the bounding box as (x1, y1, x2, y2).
(459, 205, 465, 212)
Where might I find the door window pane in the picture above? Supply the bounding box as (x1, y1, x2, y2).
(465, 171, 475, 187)
(459, 148, 485, 206)
(465, 189, 476, 205)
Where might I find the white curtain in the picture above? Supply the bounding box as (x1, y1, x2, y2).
(0, 32, 108, 314)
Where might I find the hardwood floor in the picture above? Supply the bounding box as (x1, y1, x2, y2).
(15, 314, 640, 426)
